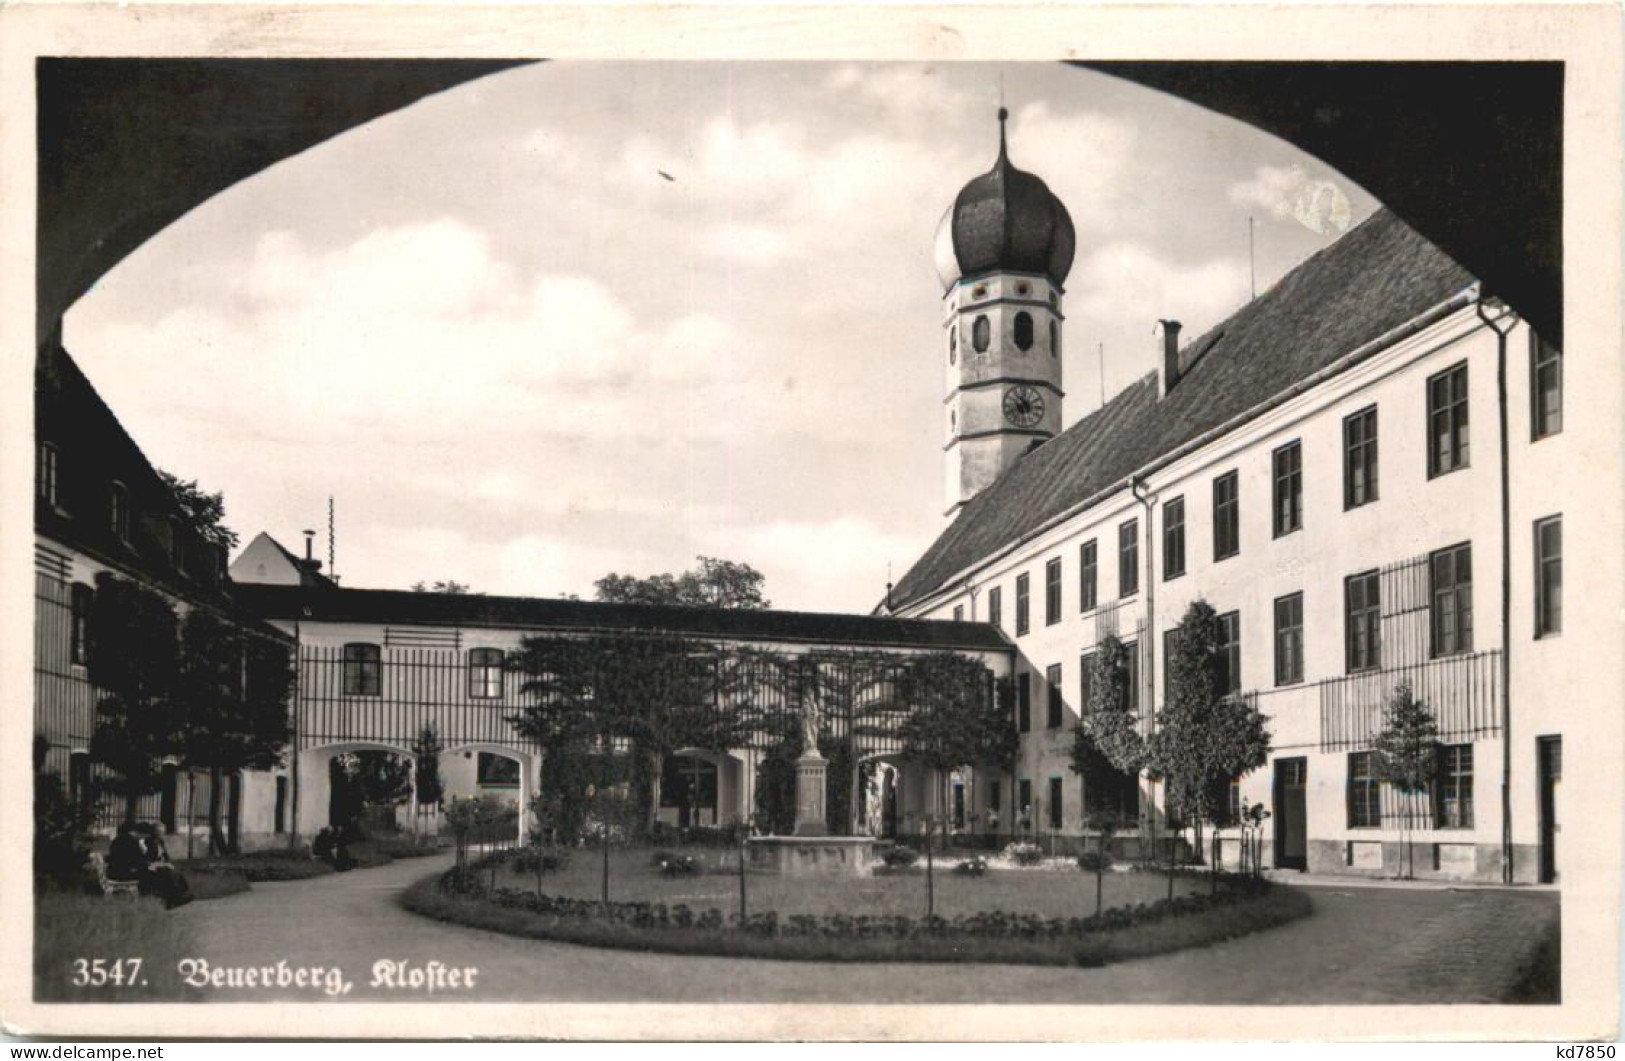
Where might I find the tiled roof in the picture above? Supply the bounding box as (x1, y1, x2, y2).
(891, 209, 1476, 610)
(237, 583, 1013, 653)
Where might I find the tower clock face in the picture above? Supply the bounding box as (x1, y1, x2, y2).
(1003, 386, 1046, 428)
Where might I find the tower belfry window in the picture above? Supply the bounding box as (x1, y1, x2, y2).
(1049, 320, 1059, 358)
(949, 326, 957, 364)
(1014, 312, 1034, 351)
(972, 315, 991, 353)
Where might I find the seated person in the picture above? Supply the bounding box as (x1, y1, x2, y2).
(136, 824, 193, 909)
(105, 822, 147, 884)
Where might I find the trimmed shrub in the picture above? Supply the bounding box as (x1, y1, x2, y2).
(882, 845, 920, 869)
(952, 857, 988, 877)
(1003, 841, 1044, 866)
(1077, 852, 1113, 873)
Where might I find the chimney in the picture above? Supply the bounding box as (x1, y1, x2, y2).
(302, 529, 315, 562)
(1158, 319, 1183, 397)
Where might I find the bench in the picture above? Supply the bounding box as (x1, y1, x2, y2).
(87, 852, 141, 898)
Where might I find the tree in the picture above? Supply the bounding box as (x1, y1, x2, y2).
(411, 580, 473, 594)
(1147, 601, 1271, 886)
(594, 555, 769, 610)
(34, 735, 95, 889)
(508, 630, 753, 836)
(86, 573, 181, 824)
(891, 653, 1014, 852)
(1071, 636, 1147, 825)
(175, 609, 294, 853)
(410, 724, 445, 840)
(1371, 679, 1440, 880)
(159, 471, 239, 550)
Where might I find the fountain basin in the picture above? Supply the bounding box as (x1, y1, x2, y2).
(745, 835, 882, 876)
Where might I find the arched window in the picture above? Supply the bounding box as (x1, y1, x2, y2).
(342, 642, 382, 696)
(69, 750, 93, 820)
(972, 315, 991, 353)
(1014, 312, 1034, 351)
(1050, 320, 1059, 358)
(70, 582, 92, 666)
(468, 647, 504, 699)
(948, 326, 957, 365)
(38, 442, 58, 506)
(109, 482, 130, 543)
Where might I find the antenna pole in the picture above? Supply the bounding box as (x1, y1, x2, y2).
(1249, 216, 1257, 300)
(327, 496, 337, 584)
(1098, 341, 1106, 408)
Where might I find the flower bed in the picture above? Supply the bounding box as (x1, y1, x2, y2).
(400, 858, 1311, 966)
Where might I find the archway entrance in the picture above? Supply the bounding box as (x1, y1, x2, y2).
(661, 754, 718, 829)
(328, 749, 413, 836)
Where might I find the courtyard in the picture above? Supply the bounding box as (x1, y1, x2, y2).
(121, 852, 1556, 1004)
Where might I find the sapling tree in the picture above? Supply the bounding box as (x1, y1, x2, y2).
(410, 724, 445, 841)
(86, 574, 182, 825)
(1371, 679, 1440, 880)
(1071, 635, 1147, 856)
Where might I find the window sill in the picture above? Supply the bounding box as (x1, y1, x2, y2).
(1273, 526, 1302, 541)
(1163, 571, 1185, 583)
(1343, 498, 1378, 512)
(1427, 462, 1470, 481)
(1214, 551, 1238, 564)
(1274, 677, 1304, 688)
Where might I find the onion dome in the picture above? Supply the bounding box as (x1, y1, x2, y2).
(934, 108, 1076, 292)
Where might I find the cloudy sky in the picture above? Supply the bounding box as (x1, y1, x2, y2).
(65, 62, 1375, 613)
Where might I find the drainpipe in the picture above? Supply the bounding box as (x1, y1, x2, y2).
(1130, 474, 1157, 855)
(1478, 299, 1519, 884)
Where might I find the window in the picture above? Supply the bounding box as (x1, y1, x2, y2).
(38, 442, 58, 506)
(1014, 311, 1034, 351)
(1274, 593, 1304, 686)
(988, 780, 1001, 813)
(1217, 611, 1241, 695)
(1213, 471, 1239, 560)
(69, 582, 92, 666)
(948, 326, 957, 365)
(1272, 441, 1302, 537)
(1347, 751, 1381, 828)
(109, 482, 130, 543)
(1016, 672, 1031, 732)
(468, 647, 504, 699)
(1430, 542, 1474, 657)
(1345, 571, 1382, 672)
(1079, 539, 1098, 611)
(342, 642, 382, 696)
(1079, 651, 1097, 715)
(972, 314, 991, 353)
(952, 604, 964, 622)
(1162, 497, 1186, 579)
(1018, 778, 1033, 819)
(1534, 516, 1562, 638)
(1046, 663, 1064, 728)
(1118, 520, 1139, 597)
(1048, 777, 1064, 829)
(1531, 334, 1562, 439)
(1435, 744, 1474, 828)
(1121, 640, 1140, 714)
(988, 586, 1003, 631)
(1044, 558, 1062, 625)
(1427, 361, 1470, 477)
(1344, 406, 1379, 508)
(1015, 573, 1031, 636)
(1049, 319, 1059, 358)
(478, 753, 521, 789)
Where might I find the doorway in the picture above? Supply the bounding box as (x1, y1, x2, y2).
(1273, 757, 1308, 870)
(1538, 736, 1561, 884)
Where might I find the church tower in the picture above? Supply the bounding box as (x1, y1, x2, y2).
(935, 108, 1076, 517)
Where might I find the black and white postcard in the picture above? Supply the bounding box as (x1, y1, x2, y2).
(2, 1, 1621, 1043)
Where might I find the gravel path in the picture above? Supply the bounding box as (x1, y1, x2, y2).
(168, 853, 1558, 1004)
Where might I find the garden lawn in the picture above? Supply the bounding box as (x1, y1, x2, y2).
(495, 845, 1202, 920)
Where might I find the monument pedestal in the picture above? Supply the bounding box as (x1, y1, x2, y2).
(793, 752, 828, 837)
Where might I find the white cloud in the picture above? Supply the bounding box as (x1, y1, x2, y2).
(1073, 241, 1250, 346)
(1227, 164, 1352, 235)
